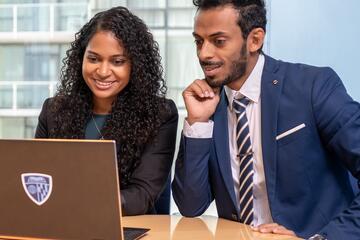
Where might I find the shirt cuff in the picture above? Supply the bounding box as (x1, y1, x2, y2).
(183, 119, 214, 138)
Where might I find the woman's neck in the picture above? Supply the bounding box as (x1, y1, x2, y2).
(92, 97, 113, 114)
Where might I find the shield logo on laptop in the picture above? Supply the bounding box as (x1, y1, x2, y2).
(21, 173, 53, 206)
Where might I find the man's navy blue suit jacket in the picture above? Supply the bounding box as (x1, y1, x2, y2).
(172, 55, 360, 239)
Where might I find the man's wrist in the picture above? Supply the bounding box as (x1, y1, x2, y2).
(186, 116, 209, 126)
(183, 119, 213, 138)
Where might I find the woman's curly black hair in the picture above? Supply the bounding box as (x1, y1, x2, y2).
(49, 6, 168, 186)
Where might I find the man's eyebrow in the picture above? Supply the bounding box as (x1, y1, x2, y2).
(192, 31, 227, 38)
(209, 31, 227, 37)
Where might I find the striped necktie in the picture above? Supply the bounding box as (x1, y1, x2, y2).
(233, 97, 254, 225)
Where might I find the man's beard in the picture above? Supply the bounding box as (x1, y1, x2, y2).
(202, 43, 247, 88)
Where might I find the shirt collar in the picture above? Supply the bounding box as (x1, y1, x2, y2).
(225, 54, 264, 110)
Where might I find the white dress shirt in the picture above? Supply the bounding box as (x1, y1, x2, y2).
(183, 54, 273, 226)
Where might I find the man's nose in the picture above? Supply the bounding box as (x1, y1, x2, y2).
(198, 42, 215, 61)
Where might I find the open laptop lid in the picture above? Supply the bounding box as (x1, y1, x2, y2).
(0, 139, 124, 240)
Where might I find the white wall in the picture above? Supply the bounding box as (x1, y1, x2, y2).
(269, 0, 360, 101)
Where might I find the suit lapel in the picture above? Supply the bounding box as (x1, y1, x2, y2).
(213, 89, 238, 209)
(213, 55, 284, 214)
(261, 55, 283, 211)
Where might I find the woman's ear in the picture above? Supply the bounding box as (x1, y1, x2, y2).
(247, 27, 265, 53)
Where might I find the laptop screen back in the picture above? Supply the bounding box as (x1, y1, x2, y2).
(0, 139, 123, 240)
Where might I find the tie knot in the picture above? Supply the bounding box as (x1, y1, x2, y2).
(232, 97, 250, 114)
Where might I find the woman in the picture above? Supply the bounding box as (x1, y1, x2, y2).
(35, 6, 178, 215)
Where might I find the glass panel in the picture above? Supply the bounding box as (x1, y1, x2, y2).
(152, 30, 166, 71)
(168, 0, 194, 8)
(0, 117, 37, 139)
(132, 9, 164, 28)
(24, 117, 38, 138)
(166, 30, 202, 108)
(24, 44, 60, 82)
(0, 45, 24, 82)
(110, 0, 128, 6)
(168, 9, 196, 28)
(17, 5, 50, 31)
(1, 0, 43, 3)
(0, 7, 13, 32)
(0, 44, 66, 83)
(0, 85, 13, 109)
(55, 3, 88, 31)
(128, 0, 165, 8)
(17, 85, 49, 108)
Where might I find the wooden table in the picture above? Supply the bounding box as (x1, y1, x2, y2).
(123, 215, 302, 240)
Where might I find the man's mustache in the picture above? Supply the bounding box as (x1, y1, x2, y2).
(200, 60, 223, 68)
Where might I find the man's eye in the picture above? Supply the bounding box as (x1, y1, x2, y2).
(214, 39, 226, 46)
(194, 39, 203, 46)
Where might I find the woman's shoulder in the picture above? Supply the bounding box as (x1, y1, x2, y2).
(164, 98, 177, 112)
(39, 96, 68, 117)
(161, 98, 178, 122)
(36, 97, 58, 137)
(43, 95, 70, 107)
(42, 95, 64, 105)
(39, 97, 53, 113)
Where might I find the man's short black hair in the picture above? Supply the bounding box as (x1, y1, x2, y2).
(193, 0, 267, 40)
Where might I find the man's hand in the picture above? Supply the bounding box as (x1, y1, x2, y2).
(251, 223, 297, 236)
(183, 79, 220, 125)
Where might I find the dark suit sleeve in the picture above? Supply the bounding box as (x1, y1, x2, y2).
(172, 133, 214, 217)
(312, 68, 360, 239)
(120, 99, 178, 216)
(35, 98, 51, 138)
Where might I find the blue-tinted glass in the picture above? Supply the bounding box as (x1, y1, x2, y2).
(17, 85, 49, 108)
(17, 5, 49, 31)
(54, 3, 88, 31)
(0, 7, 13, 32)
(0, 86, 12, 108)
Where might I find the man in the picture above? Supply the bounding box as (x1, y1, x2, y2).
(172, 0, 360, 239)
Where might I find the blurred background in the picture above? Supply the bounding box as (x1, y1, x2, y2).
(0, 0, 359, 214)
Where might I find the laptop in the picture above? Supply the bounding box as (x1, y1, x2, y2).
(0, 139, 149, 240)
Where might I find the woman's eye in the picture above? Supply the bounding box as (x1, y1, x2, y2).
(87, 56, 98, 62)
(113, 59, 126, 65)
